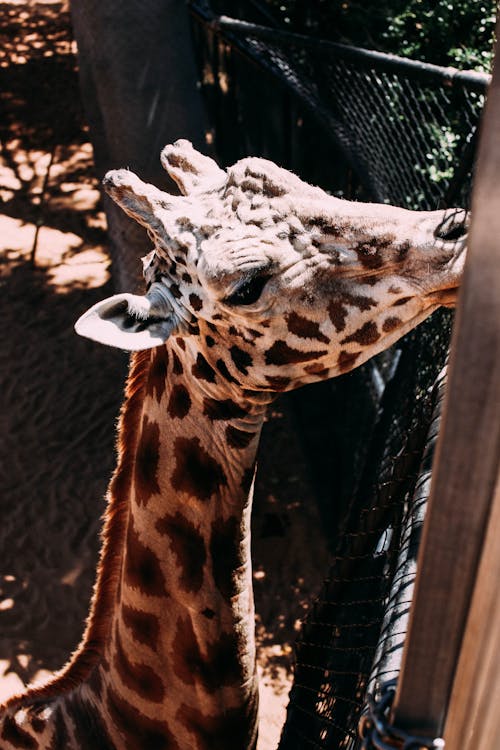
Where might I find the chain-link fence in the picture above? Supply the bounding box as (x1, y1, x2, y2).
(188, 3, 488, 747)
(280, 314, 453, 749)
(190, 2, 487, 209)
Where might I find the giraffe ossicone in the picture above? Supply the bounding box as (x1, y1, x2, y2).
(0, 140, 467, 750)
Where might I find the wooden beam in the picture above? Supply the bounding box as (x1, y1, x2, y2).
(443, 473, 500, 749)
(390, 22, 500, 738)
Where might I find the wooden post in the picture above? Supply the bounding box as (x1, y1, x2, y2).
(443, 474, 500, 749)
(390, 22, 500, 739)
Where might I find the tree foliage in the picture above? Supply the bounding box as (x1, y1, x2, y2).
(249, 0, 496, 71)
(382, 0, 496, 71)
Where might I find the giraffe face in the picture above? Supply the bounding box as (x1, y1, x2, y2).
(76, 140, 467, 392)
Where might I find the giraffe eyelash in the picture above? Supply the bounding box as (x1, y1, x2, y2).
(224, 275, 272, 306)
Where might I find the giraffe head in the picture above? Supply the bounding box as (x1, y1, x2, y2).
(76, 140, 467, 392)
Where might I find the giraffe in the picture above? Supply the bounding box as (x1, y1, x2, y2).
(0, 140, 467, 750)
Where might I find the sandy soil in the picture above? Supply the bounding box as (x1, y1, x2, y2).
(0, 4, 331, 748)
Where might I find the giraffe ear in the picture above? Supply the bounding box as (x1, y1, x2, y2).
(74, 291, 179, 351)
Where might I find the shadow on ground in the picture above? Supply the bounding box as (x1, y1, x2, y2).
(0, 258, 126, 685)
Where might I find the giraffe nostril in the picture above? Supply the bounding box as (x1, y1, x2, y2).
(436, 223, 467, 241)
(434, 210, 469, 242)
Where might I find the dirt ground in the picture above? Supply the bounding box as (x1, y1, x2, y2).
(0, 4, 331, 748)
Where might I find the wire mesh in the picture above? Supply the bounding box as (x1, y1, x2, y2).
(280, 316, 452, 749)
(191, 5, 487, 209)
(264, 38, 482, 209)
(189, 4, 486, 748)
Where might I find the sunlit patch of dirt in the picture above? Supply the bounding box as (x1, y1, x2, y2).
(0, 135, 109, 290)
(0, 1, 108, 290)
(0, 658, 51, 705)
(0, 210, 110, 292)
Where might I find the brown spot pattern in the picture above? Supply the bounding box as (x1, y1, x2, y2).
(306, 216, 344, 235)
(286, 312, 329, 344)
(327, 301, 348, 332)
(167, 384, 191, 419)
(248, 328, 263, 339)
(122, 604, 160, 651)
(262, 176, 286, 198)
(170, 283, 181, 299)
(175, 246, 190, 260)
(156, 511, 206, 593)
(304, 362, 330, 377)
(355, 234, 395, 269)
(114, 627, 165, 703)
(171, 437, 227, 501)
(215, 359, 239, 385)
(341, 291, 377, 311)
(167, 151, 197, 174)
(230, 345, 253, 375)
(341, 321, 380, 346)
(189, 293, 203, 311)
(329, 292, 377, 333)
(202, 398, 247, 421)
(107, 688, 179, 750)
(124, 520, 168, 597)
(134, 416, 160, 505)
(1, 715, 37, 749)
(30, 718, 46, 735)
(265, 375, 291, 391)
(172, 350, 183, 375)
(355, 243, 383, 269)
(192, 353, 216, 383)
(172, 617, 244, 692)
(265, 341, 327, 366)
(338, 350, 361, 372)
(147, 347, 169, 404)
(382, 316, 402, 332)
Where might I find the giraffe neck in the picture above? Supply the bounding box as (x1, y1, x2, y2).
(0, 340, 268, 750)
(93, 338, 266, 748)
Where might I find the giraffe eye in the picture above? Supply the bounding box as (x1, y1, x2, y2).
(225, 275, 271, 306)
